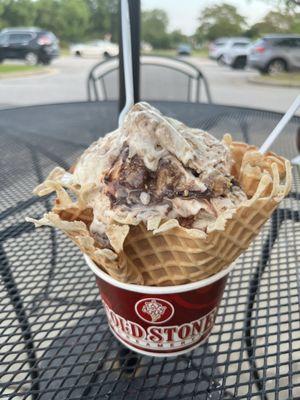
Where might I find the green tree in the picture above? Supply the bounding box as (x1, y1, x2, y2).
(251, 10, 294, 34)
(34, 0, 60, 35)
(168, 29, 189, 49)
(85, 0, 118, 41)
(0, 1, 8, 29)
(56, 0, 90, 42)
(250, 9, 300, 35)
(290, 12, 300, 33)
(1, 0, 37, 28)
(141, 9, 170, 49)
(34, 0, 91, 42)
(195, 3, 246, 42)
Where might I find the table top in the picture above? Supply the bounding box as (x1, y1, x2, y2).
(0, 101, 300, 400)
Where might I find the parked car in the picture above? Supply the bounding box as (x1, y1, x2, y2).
(0, 27, 59, 65)
(223, 39, 252, 69)
(177, 44, 192, 56)
(248, 34, 300, 74)
(209, 37, 250, 65)
(70, 40, 118, 58)
(208, 37, 230, 63)
(141, 41, 153, 53)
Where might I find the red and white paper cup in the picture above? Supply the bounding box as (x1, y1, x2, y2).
(86, 255, 235, 357)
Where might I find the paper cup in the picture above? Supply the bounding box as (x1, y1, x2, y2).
(85, 255, 235, 357)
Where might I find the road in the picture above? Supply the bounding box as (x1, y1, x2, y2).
(0, 56, 298, 114)
(192, 58, 300, 114)
(0, 57, 96, 108)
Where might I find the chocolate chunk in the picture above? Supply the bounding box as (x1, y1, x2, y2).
(178, 215, 195, 228)
(231, 178, 240, 187)
(119, 155, 149, 189)
(173, 188, 213, 200)
(189, 168, 200, 177)
(156, 160, 182, 195)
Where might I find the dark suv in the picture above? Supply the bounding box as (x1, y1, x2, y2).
(0, 27, 59, 65)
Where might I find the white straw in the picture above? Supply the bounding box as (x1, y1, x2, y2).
(291, 155, 300, 165)
(118, 0, 134, 127)
(259, 95, 300, 154)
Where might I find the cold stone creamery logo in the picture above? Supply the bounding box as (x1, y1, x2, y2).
(103, 300, 217, 351)
(142, 300, 166, 322)
(135, 298, 174, 324)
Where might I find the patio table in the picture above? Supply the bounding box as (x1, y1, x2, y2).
(0, 100, 299, 400)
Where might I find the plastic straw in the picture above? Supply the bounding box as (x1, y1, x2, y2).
(291, 155, 300, 165)
(259, 95, 300, 154)
(118, 0, 134, 127)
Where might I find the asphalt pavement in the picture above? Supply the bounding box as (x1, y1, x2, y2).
(0, 57, 96, 108)
(191, 58, 300, 114)
(0, 56, 298, 114)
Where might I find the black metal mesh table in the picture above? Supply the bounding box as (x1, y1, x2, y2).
(0, 101, 300, 400)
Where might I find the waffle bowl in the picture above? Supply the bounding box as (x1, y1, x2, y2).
(224, 134, 287, 196)
(27, 138, 292, 286)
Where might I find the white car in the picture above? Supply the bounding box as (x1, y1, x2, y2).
(141, 41, 153, 53)
(209, 38, 230, 62)
(209, 37, 251, 67)
(223, 39, 252, 69)
(70, 40, 118, 58)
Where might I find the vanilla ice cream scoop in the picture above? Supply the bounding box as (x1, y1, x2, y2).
(29, 102, 247, 252)
(74, 102, 232, 187)
(70, 103, 246, 236)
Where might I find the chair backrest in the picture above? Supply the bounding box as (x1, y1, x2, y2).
(87, 55, 212, 103)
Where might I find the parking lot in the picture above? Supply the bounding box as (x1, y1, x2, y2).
(0, 55, 298, 114)
(192, 58, 300, 114)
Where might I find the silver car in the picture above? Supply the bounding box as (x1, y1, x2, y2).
(248, 34, 300, 74)
(209, 37, 250, 65)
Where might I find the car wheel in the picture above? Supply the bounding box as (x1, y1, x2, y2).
(217, 54, 225, 65)
(25, 52, 38, 66)
(267, 59, 287, 75)
(232, 56, 247, 70)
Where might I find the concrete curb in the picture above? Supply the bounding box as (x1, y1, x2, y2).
(248, 76, 300, 88)
(0, 67, 58, 80)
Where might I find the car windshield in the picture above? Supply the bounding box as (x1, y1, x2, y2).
(179, 44, 190, 49)
(214, 41, 227, 46)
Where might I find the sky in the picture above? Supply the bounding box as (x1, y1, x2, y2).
(142, 0, 276, 35)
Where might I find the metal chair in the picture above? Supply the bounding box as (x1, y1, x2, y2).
(87, 55, 212, 103)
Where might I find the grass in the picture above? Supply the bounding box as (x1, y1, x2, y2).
(60, 48, 70, 56)
(146, 49, 177, 57)
(251, 72, 300, 87)
(192, 48, 209, 57)
(0, 64, 43, 74)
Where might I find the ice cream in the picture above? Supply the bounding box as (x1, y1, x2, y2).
(27, 102, 292, 285)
